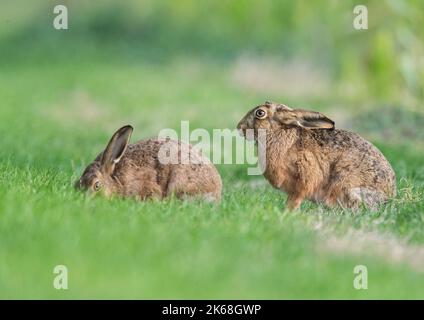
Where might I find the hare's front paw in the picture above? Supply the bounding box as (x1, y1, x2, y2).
(286, 195, 303, 210)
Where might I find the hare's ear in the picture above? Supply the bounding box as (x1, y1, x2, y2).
(296, 111, 334, 129)
(100, 125, 133, 175)
(278, 110, 334, 129)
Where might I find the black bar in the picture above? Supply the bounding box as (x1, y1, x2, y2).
(0, 300, 421, 318)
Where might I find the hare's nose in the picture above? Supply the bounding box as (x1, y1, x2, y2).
(237, 123, 247, 137)
(237, 122, 246, 130)
(74, 179, 82, 190)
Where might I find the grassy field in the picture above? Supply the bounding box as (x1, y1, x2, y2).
(0, 1, 423, 299)
(1, 55, 423, 299)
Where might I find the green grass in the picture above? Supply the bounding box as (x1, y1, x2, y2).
(0, 54, 423, 299)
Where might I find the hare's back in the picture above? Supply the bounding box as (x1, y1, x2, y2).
(125, 138, 212, 166)
(317, 129, 396, 196)
(125, 138, 222, 199)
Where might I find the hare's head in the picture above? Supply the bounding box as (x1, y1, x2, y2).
(75, 125, 133, 197)
(237, 101, 334, 139)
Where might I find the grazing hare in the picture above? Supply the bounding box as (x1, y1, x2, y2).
(75, 125, 222, 202)
(237, 101, 396, 210)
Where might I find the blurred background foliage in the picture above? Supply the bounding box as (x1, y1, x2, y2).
(1, 0, 423, 105)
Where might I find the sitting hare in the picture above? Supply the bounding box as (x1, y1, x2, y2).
(75, 125, 222, 202)
(237, 101, 396, 210)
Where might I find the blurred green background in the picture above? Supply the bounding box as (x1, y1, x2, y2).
(0, 0, 423, 299)
(2, 0, 423, 102)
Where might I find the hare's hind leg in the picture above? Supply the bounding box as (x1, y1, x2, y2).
(343, 187, 387, 211)
(166, 169, 221, 203)
(177, 192, 220, 203)
(167, 186, 220, 203)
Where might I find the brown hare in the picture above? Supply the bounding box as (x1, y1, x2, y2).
(75, 125, 222, 202)
(237, 101, 396, 210)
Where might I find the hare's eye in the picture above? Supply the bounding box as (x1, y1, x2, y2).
(93, 181, 102, 191)
(255, 108, 267, 119)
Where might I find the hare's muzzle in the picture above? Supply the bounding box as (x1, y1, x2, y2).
(237, 122, 247, 137)
(238, 128, 246, 138)
(74, 179, 82, 190)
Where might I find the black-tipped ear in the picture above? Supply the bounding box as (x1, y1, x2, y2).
(295, 110, 335, 129)
(299, 112, 335, 129)
(100, 125, 133, 175)
(274, 109, 334, 130)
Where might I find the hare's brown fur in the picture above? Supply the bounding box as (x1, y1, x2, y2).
(237, 102, 396, 210)
(76, 126, 222, 202)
